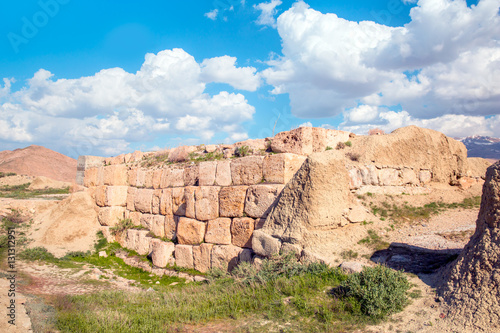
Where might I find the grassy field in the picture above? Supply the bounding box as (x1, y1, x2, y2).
(0, 183, 70, 199)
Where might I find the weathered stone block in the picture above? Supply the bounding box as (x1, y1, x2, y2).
(103, 165, 128, 186)
(378, 168, 400, 186)
(263, 153, 307, 184)
(100, 226, 115, 243)
(252, 230, 281, 257)
(95, 185, 107, 207)
(151, 215, 166, 237)
(152, 241, 175, 268)
(144, 169, 154, 189)
(160, 168, 171, 188)
(136, 169, 146, 188)
(129, 211, 142, 226)
(184, 165, 199, 186)
(84, 168, 99, 187)
(159, 189, 172, 215)
(401, 168, 419, 185)
(271, 127, 351, 155)
(140, 214, 154, 230)
(254, 218, 266, 230)
(199, 161, 217, 186)
(360, 165, 379, 185)
(193, 243, 213, 273)
(239, 248, 253, 263)
(152, 190, 161, 214)
(195, 186, 220, 221)
(345, 206, 369, 223)
(165, 215, 177, 240)
(134, 189, 154, 213)
(153, 169, 163, 189)
(244, 184, 284, 218)
(215, 160, 232, 186)
(211, 245, 242, 271)
(126, 187, 137, 211)
(231, 156, 264, 185)
(349, 168, 363, 190)
(105, 186, 128, 207)
(98, 206, 125, 226)
(170, 169, 185, 187)
(231, 217, 255, 248)
(136, 230, 151, 255)
(205, 218, 232, 245)
(175, 244, 194, 269)
(172, 187, 186, 215)
(219, 186, 248, 217)
(125, 229, 139, 250)
(419, 170, 432, 184)
(127, 168, 138, 187)
(281, 243, 302, 257)
(184, 186, 196, 219)
(177, 217, 206, 245)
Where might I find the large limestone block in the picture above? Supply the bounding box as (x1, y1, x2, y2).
(184, 165, 199, 186)
(134, 189, 154, 213)
(98, 206, 125, 226)
(348, 168, 363, 190)
(140, 214, 154, 230)
(360, 165, 379, 185)
(199, 161, 217, 186)
(144, 170, 154, 189)
(83, 168, 99, 187)
(177, 217, 206, 245)
(165, 215, 177, 240)
(231, 156, 264, 185)
(151, 215, 166, 237)
(95, 185, 107, 207)
(215, 160, 232, 186)
(419, 170, 432, 184)
(219, 186, 248, 217)
(252, 230, 281, 257)
(263, 153, 307, 184)
(126, 187, 137, 211)
(271, 127, 351, 155)
(152, 169, 163, 189)
(136, 169, 146, 188)
(244, 184, 284, 218)
(231, 217, 255, 248)
(205, 218, 232, 245)
(152, 241, 175, 268)
(261, 150, 350, 244)
(170, 168, 185, 187)
(105, 186, 128, 207)
(211, 245, 242, 271)
(159, 189, 172, 215)
(195, 186, 220, 221)
(401, 168, 419, 185)
(378, 168, 400, 186)
(125, 229, 139, 251)
(136, 230, 151, 255)
(152, 190, 161, 214)
(129, 211, 142, 226)
(127, 168, 138, 187)
(172, 188, 186, 215)
(193, 243, 213, 273)
(103, 165, 128, 186)
(184, 186, 197, 219)
(175, 244, 194, 269)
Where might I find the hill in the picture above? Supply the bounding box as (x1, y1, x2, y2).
(459, 136, 500, 160)
(0, 145, 77, 183)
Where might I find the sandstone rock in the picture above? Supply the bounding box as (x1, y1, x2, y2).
(401, 168, 419, 185)
(104, 186, 128, 207)
(98, 206, 125, 226)
(126, 187, 137, 211)
(348, 168, 363, 190)
(263, 153, 307, 184)
(152, 169, 163, 189)
(193, 243, 213, 273)
(129, 211, 142, 226)
(345, 206, 369, 223)
(175, 244, 194, 269)
(231, 217, 255, 248)
(172, 187, 186, 215)
(140, 214, 154, 230)
(130, 151, 144, 162)
(378, 168, 400, 186)
(125, 229, 139, 250)
(360, 165, 379, 185)
(231, 156, 264, 185)
(176, 217, 206, 245)
(136, 169, 146, 188)
(144, 169, 154, 189)
(103, 165, 128, 186)
(134, 189, 154, 213)
(168, 146, 197, 162)
(151, 215, 166, 237)
(458, 177, 476, 190)
(184, 186, 196, 219)
(127, 168, 138, 187)
(244, 184, 284, 218)
(339, 261, 366, 274)
(152, 241, 175, 268)
(215, 160, 232, 186)
(205, 218, 232, 245)
(159, 189, 172, 215)
(252, 230, 281, 257)
(199, 161, 217, 186)
(211, 245, 242, 271)
(419, 170, 432, 184)
(356, 185, 430, 196)
(195, 186, 220, 221)
(84, 168, 99, 187)
(165, 215, 177, 240)
(136, 230, 151, 255)
(219, 186, 248, 217)
(205, 145, 217, 153)
(100, 226, 115, 243)
(95, 185, 107, 207)
(254, 218, 266, 230)
(271, 127, 351, 155)
(184, 164, 199, 186)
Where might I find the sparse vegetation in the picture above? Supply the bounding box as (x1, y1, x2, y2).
(0, 172, 16, 178)
(358, 229, 390, 251)
(141, 152, 170, 167)
(188, 151, 224, 163)
(341, 249, 359, 259)
(235, 145, 252, 157)
(326, 146, 334, 151)
(336, 142, 346, 150)
(110, 218, 134, 235)
(0, 183, 70, 199)
(345, 141, 352, 147)
(347, 152, 361, 161)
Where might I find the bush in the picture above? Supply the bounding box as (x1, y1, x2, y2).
(110, 219, 134, 235)
(345, 141, 352, 147)
(336, 265, 411, 319)
(335, 142, 345, 150)
(235, 145, 252, 157)
(346, 152, 360, 161)
(19, 247, 57, 261)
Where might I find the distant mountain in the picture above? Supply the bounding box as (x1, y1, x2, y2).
(0, 145, 77, 183)
(459, 136, 500, 160)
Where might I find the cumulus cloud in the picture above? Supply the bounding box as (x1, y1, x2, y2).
(205, 9, 219, 20)
(254, 0, 282, 28)
(0, 48, 255, 157)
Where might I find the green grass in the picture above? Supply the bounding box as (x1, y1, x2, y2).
(235, 145, 252, 157)
(0, 183, 70, 199)
(358, 230, 390, 251)
(341, 250, 359, 260)
(345, 141, 352, 147)
(188, 151, 224, 163)
(0, 172, 16, 178)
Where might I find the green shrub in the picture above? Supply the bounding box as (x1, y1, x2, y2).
(110, 219, 134, 235)
(235, 145, 252, 157)
(325, 146, 333, 151)
(19, 247, 57, 261)
(345, 141, 352, 147)
(336, 265, 411, 319)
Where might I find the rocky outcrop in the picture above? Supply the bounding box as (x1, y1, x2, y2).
(438, 161, 500, 331)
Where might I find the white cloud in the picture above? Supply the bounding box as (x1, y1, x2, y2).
(200, 56, 261, 91)
(0, 48, 256, 157)
(254, 0, 282, 28)
(205, 9, 219, 20)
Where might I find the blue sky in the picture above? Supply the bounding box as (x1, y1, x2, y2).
(1, 0, 498, 158)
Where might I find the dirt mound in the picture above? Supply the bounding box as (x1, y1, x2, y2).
(467, 157, 493, 179)
(351, 126, 468, 183)
(438, 161, 500, 331)
(28, 191, 101, 257)
(27, 176, 72, 191)
(0, 145, 77, 183)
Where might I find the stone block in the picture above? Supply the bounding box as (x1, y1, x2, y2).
(95, 185, 107, 207)
(348, 168, 363, 190)
(271, 127, 351, 155)
(136, 230, 151, 255)
(103, 165, 128, 186)
(152, 190, 161, 214)
(219, 186, 247, 217)
(151, 215, 166, 237)
(345, 206, 369, 223)
(401, 168, 419, 185)
(160, 168, 171, 188)
(136, 169, 146, 188)
(177, 217, 206, 245)
(193, 243, 213, 273)
(211, 245, 242, 271)
(105, 186, 128, 207)
(165, 215, 177, 240)
(140, 214, 154, 230)
(254, 218, 266, 230)
(127, 187, 137, 211)
(170, 169, 185, 187)
(239, 248, 253, 263)
(172, 187, 186, 215)
(84, 168, 99, 187)
(129, 211, 142, 226)
(184, 165, 199, 186)
(205, 218, 232, 245)
(152, 241, 175, 268)
(100, 226, 115, 243)
(215, 160, 232, 186)
(134, 189, 154, 213)
(199, 161, 217, 186)
(153, 169, 163, 189)
(231, 217, 255, 248)
(125, 229, 139, 250)
(252, 230, 281, 257)
(159, 189, 172, 215)
(244, 184, 284, 218)
(184, 186, 196, 219)
(360, 165, 379, 185)
(144, 170, 154, 189)
(195, 186, 220, 221)
(419, 170, 432, 184)
(231, 156, 264, 185)
(263, 153, 306, 184)
(98, 206, 125, 226)
(175, 244, 194, 269)
(378, 168, 400, 186)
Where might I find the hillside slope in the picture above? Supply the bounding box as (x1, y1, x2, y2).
(459, 136, 500, 160)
